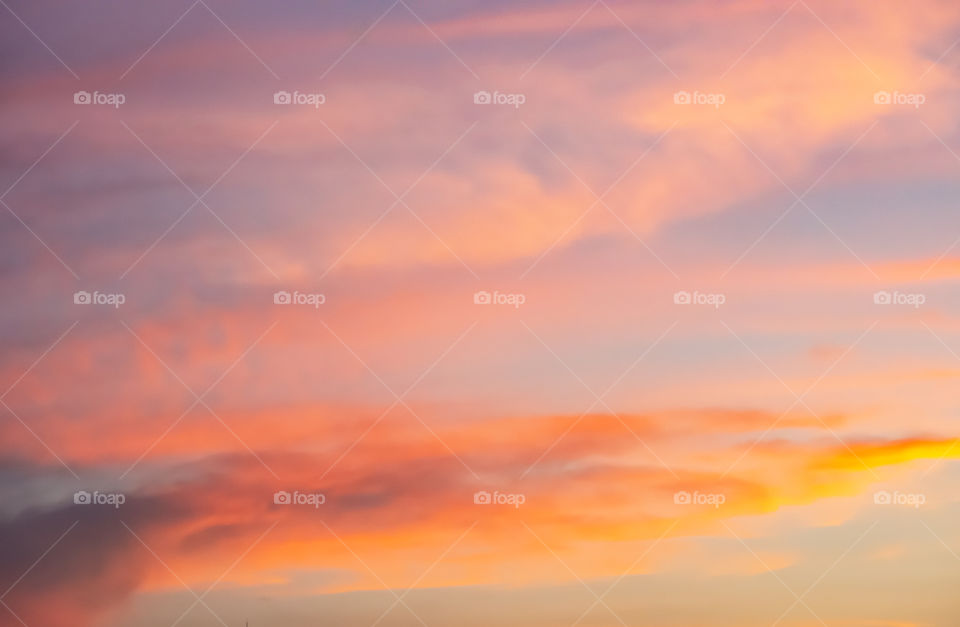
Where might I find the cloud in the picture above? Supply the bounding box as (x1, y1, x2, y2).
(1, 412, 957, 624)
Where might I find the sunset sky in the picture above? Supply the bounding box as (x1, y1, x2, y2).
(1, 1, 960, 626)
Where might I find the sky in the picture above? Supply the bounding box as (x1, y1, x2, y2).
(1, 0, 959, 625)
